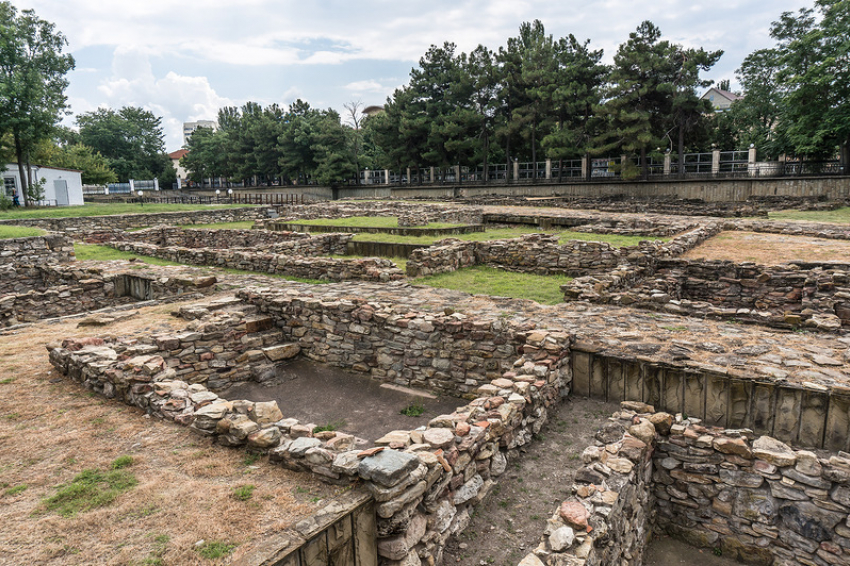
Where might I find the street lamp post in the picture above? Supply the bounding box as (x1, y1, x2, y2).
(227, 188, 233, 204)
(137, 190, 143, 208)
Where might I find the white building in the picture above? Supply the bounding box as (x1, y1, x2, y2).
(183, 120, 217, 145)
(3, 164, 84, 206)
(168, 149, 189, 182)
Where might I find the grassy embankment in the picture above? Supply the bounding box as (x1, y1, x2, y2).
(0, 203, 256, 220)
(768, 207, 850, 224)
(0, 226, 46, 239)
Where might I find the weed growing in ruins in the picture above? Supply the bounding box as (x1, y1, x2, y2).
(242, 453, 260, 466)
(0, 377, 16, 384)
(232, 484, 256, 501)
(42, 456, 138, 517)
(313, 420, 346, 433)
(400, 403, 426, 417)
(196, 541, 236, 560)
(662, 325, 688, 332)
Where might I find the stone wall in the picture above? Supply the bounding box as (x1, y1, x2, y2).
(101, 226, 352, 256)
(653, 415, 850, 566)
(569, 258, 850, 331)
(483, 212, 701, 237)
(518, 401, 659, 566)
(0, 233, 74, 266)
(0, 207, 264, 231)
(48, 300, 573, 566)
(0, 262, 217, 327)
(107, 240, 403, 283)
(406, 225, 719, 279)
(237, 288, 529, 397)
(463, 195, 842, 218)
(726, 219, 850, 241)
(274, 202, 484, 225)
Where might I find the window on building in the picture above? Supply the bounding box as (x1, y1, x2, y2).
(3, 177, 16, 197)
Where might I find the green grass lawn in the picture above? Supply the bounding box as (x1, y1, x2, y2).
(412, 265, 571, 305)
(0, 203, 256, 220)
(73, 243, 182, 266)
(768, 207, 850, 224)
(353, 226, 663, 248)
(182, 221, 256, 230)
(289, 216, 462, 229)
(0, 226, 46, 239)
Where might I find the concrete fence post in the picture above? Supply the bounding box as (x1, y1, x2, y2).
(581, 156, 588, 178)
(429, 167, 435, 183)
(712, 150, 721, 175)
(545, 159, 552, 180)
(384, 169, 390, 185)
(513, 160, 519, 181)
(664, 152, 671, 176)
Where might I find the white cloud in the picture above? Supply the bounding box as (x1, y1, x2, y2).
(344, 80, 389, 94)
(94, 47, 235, 150)
(29, 0, 816, 139)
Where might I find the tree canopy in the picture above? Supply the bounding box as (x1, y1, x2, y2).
(177, 0, 848, 185)
(0, 1, 74, 203)
(77, 106, 174, 184)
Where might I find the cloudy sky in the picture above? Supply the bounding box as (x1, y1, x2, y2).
(21, 0, 813, 151)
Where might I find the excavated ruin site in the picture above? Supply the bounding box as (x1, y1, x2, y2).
(4, 199, 850, 566)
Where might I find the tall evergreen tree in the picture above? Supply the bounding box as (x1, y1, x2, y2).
(595, 21, 680, 179)
(541, 35, 607, 180)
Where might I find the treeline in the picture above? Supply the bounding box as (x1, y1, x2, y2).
(184, 18, 723, 185)
(713, 0, 849, 165)
(183, 0, 848, 186)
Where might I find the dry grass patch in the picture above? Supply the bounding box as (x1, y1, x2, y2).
(0, 303, 336, 565)
(682, 231, 850, 264)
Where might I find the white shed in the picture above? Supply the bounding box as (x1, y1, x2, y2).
(3, 163, 84, 206)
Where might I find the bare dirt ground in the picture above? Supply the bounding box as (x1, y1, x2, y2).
(0, 304, 337, 566)
(223, 358, 466, 443)
(442, 397, 619, 566)
(683, 231, 850, 264)
(644, 536, 743, 565)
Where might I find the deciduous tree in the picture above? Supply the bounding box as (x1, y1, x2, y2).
(0, 1, 74, 204)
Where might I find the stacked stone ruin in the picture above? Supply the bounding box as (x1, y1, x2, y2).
(11, 202, 850, 566)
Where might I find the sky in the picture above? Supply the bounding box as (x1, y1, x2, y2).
(20, 0, 814, 152)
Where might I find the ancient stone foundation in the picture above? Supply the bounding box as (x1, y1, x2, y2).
(0, 233, 74, 266)
(48, 300, 572, 566)
(406, 224, 718, 279)
(93, 228, 405, 283)
(0, 207, 264, 230)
